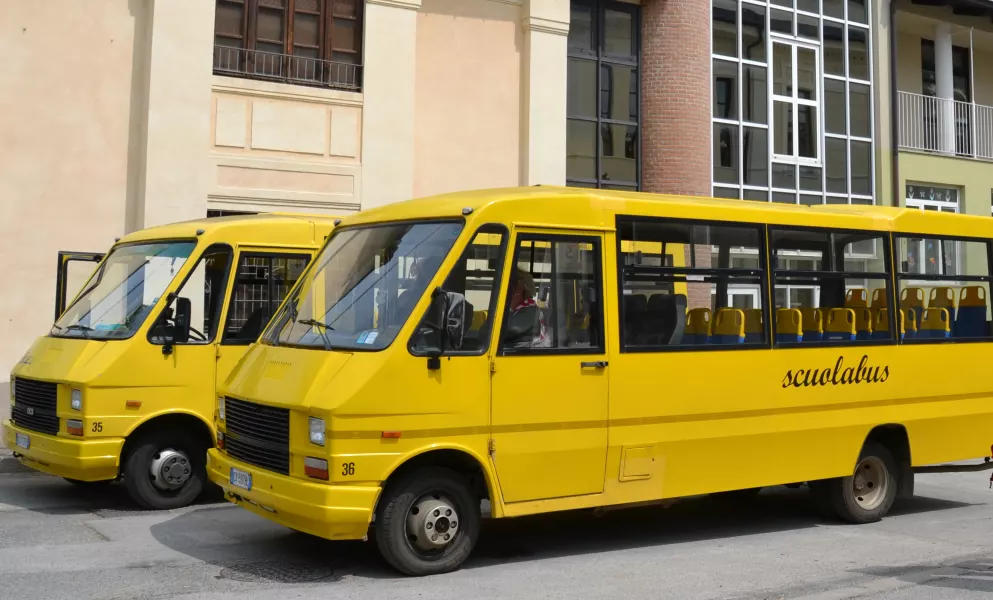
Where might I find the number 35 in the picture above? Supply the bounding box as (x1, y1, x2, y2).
(341, 462, 355, 476)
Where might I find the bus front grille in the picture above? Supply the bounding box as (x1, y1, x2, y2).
(223, 397, 290, 475)
(11, 378, 59, 436)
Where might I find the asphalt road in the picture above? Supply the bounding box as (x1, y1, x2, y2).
(1, 469, 992, 600)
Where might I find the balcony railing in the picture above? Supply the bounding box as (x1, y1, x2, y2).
(898, 90, 993, 160)
(213, 46, 362, 92)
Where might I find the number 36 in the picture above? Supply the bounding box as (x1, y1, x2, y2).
(341, 462, 355, 476)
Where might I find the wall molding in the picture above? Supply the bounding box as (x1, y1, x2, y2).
(366, 0, 422, 11)
(523, 16, 570, 36)
(213, 76, 363, 107)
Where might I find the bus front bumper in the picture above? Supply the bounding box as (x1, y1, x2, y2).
(207, 448, 380, 541)
(2, 419, 123, 481)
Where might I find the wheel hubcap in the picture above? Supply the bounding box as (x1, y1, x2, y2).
(405, 494, 460, 552)
(852, 456, 887, 510)
(149, 448, 192, 491)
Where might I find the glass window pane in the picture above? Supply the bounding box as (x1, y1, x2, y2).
(772, 0, 793, 7)
(744, 189, 768, 202)
(216, 2, 245, 37)
(798, 0, 819, 13)
(331, 18, 357, 51)
(567, 120, 597, 180)
(713, 59, 738, 119)
(604, 8, 635, 58)
(800, 194, 823, 206)
(294, 13, 319, 47)
(773, 192, 797, 204)
(713, 0, 737, 58)
(773, 101, 792, 156)
(824, 0, 844, 19)
(602, 125, 637, 183)
(849, 83, 871, 138)
(797, 48, 818, 101)
(773, 163, 796, 190)
(257, 7, 285, 43)
(824, 22, 846, 77)
(741, 3, 767, 63)
(797, 14, 819, 41)
(849, 26, 869, 80)
(773, 44, 792, 96)
(567, 58, 597, 118)
(826, 138, 848, 193)
(333, 0, 359, 18)
(800, 166, 822, 191)
(848, 0, 868, 24)
(602, 63, 638, 122)
(850, 140, 871, 196)
(714, 123, 740, 185)
(569, 1, 594, 52)
(826, 195, 848, 204)
(743, 127, 769, 187)
(798, 105, 817, 159)
(771, 9, 793, 35)
(713, 186, 741, 199)
(825, 78, 847, 134)
(742, 65, 767, 124)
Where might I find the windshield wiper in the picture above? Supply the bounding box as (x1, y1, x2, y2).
(296, 319, 334, 350)
(62, 324, 94, 339)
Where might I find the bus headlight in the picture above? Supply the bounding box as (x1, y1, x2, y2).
(217, 397, 225, 422)
(70, 389, 82, 411)
(309, 417, 326, 446)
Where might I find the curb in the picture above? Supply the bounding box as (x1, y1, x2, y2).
(0, 448, 32, 474)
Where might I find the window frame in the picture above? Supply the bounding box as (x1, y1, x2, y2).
(769, 224, 896, 348)
(407, 223, 511, 358)
(770, 37, 822, 167)
(147, 243, 235, 347)
(566, 0, 641, 191)
(220, 250, 313, 346)
(497, 232, 607, 357)
(615, 215, 772, 354)
(894, 232, 993, 345)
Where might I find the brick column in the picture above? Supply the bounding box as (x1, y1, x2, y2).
(641, 0, 711, 198)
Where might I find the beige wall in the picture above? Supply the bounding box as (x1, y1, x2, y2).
(899, 152, 992, 217)
(0, 0, 138, 376)
(414, 0, 523, 197)
(209, 77, 363, 215)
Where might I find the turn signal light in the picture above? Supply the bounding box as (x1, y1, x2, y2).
(67, 420, 84, 436)
(216, 431, 225, 450)
(304, 457, 329, 480)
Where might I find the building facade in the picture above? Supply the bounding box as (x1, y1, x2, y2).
(1, 0, 992, 374)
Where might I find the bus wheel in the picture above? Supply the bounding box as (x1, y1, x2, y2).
(122, 430, 205, 510)
(825, 442, 898, 524)
(374, 466, 480, 576)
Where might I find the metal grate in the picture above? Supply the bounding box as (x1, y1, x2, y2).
(213, 45, 362, 91)
(224, 398, 290, 475)
(11, 378, 59, 435)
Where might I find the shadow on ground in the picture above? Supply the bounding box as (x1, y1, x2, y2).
(147, 486, 976, 582)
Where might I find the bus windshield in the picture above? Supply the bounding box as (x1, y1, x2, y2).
(51, 241, 197, 340)
(263, 220, 463, 351)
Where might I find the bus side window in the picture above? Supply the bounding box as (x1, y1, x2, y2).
(222, 253, 310, 345)
(769, 228, 891, 345)
(150, 245, 233, 345)
(409, 226, 508, 354)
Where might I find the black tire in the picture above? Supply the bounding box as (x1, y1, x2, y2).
(374, 467, 481, 576)
(817, 442, 899, 524)
(122, 429, 206, 510)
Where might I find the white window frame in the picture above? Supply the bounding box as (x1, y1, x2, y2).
(905, 187, 960, 278)
(770, 37, 822, 167)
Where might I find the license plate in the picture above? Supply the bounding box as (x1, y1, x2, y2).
(15, 433, 29, 450)
(229, 467, 252, 491)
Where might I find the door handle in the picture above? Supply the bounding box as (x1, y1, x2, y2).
(581, 361, 608, 369)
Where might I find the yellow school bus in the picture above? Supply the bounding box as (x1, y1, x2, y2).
(206, 186, 993, 575)
(3, 213, 336, 509)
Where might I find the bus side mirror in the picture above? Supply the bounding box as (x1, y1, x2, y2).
(173, 297, 192, 344)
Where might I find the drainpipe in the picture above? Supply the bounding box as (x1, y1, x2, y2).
(889, 0, 901, 207)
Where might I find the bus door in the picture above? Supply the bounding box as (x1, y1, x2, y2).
(55, 251, 104, 320)
(490, 230, 609, 504)
(214, 249, 314, 387)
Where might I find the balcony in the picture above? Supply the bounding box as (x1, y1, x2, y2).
(898, 91, 993, 161)
(213, 46, 362, 93)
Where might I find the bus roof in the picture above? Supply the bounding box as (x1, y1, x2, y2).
(118, 213, 340, 249)
(337, 186, 991, 239)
